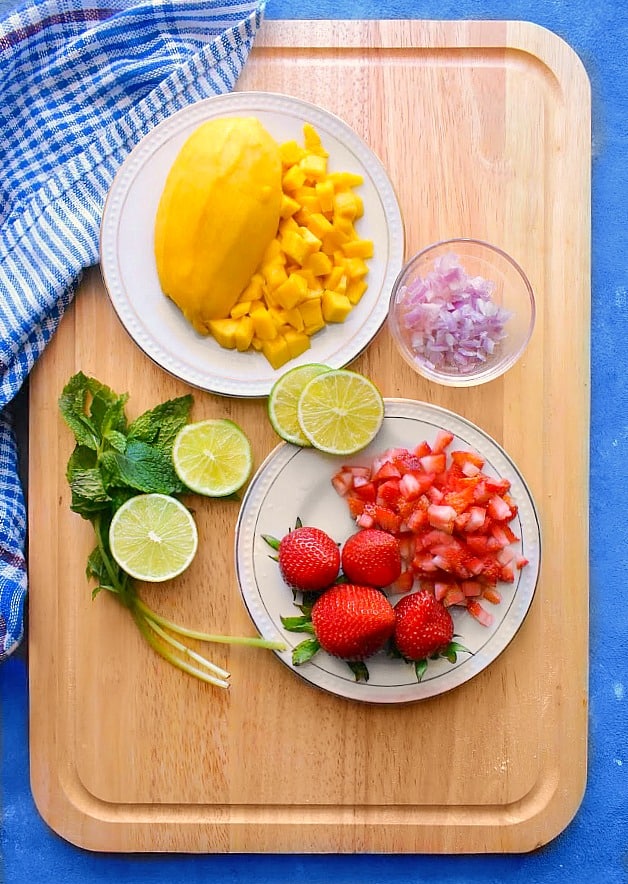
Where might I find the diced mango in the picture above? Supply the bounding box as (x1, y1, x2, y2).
(281, 229, 321, 265)
(262, 335, 291, 370)
(329, 171, 364, 189)
(252, 308, 278, 341)
(302, 251, 333, 277)
(234, 315, 254, 351)
(325, 265, 345, 291)
(284, 329, 311, 359)
(322, 290, 352, 323)
(280, 193, 301, 219)
(298, 298, 324, 335)
(343, 257, 369, 280)
(278, 217, 300, 237)
(303, 123, 329, 158)
(274, 273, 309, 310)
(284, 307, 305, 331)
(346, 278, 368, 305)
(342, 238, 374, 259)
(306, 212, 334, 239)
(280, 140, 306, 167)
(282, 164, 307, 192)
(300, 153, 327, 183)
(261, 259, 288, 292)
(207, 318, 239, 349)
(230, 300, 251, 319)
(315, 179, 335, 214)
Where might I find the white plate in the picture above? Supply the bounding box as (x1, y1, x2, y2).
(235, 399, 541, 704)
(100, 92, 405, 397)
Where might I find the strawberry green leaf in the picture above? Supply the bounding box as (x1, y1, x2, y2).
(261, 534, 280, 551)
(415, 659, 428, 682)
(280, 615, 315, 634)
(292, 638, 320, 665)
(347, 661, 369, 682)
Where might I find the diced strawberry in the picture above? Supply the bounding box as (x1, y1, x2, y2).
(420, 453, 446, 474)
(352, 480, 377, 502)
(465, 505, 486, 532)
(431, 546, 471, 579)
(485, 476, 511, 494)
(442, 586, 466, 607)
(434, 581, 451, 601)
(461, 461, 481, 477)
(451, 449, 485, 469)
(467, 599, 494, 627)
(427, 504, 457, 533)
(416, 528, 458, 550)
(482, 587, 502, 605)
(407, 508, 429, 532)
(499, 565, 515, 583)
(455, 512, 471, 532)
(490, 524, 512, 548)
(497, 547, 515, 566)
(397, 534, 416, 563)
(431, 430, 455, 454)
(399, 470, 435, 500)
(391, 569, 415, 593)
(346, 496, 366, 518)
(371, 461, 402, 482)
(356, 510, 375, 529)
(332, 472, 352, 495)
(373, 505, 402, 533)
(464, 535, 492, 556)
(426, 485, 444, 504)
(413, 440, 432, 458)
(477, 557, 501, 586)
(376, 479, 402, 509)
(461, 580, 482, 596)
(444, 486, 476, 514)
(487, 495, 513, 522)
(515, 556, 529, 570)
(412, 552, 440, 574)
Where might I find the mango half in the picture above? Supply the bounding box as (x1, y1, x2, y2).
(154, 116, 282, 332)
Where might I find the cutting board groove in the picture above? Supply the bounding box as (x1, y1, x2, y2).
(28, 19, 590, 853)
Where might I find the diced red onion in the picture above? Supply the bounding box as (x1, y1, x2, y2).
(395, 253, 512, 373)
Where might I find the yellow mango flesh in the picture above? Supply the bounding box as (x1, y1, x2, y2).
(154, 117, 282, 331)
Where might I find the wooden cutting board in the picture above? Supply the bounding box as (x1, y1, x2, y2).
(28, 19, 591, 853)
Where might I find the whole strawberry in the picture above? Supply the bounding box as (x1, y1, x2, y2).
(269, 525, 340, 592)
(393, 590, 454, 672)
(311, 583, 396, 660)
(341, 528, 402, 587)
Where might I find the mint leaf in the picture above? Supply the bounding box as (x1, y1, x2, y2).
(100, 439, 185, 494)
(69, 467, 112, 517)
(104, 430, 127, 453)
(59, 372, 101, 450)
(128, 395, 193, 453)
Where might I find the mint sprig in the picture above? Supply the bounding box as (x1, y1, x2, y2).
(60, 371, 285, 687)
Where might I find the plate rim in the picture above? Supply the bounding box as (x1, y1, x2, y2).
(234, 397, 542, 705)
(99, 90, 405, 398)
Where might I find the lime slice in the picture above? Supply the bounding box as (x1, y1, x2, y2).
(296, 369, 385, 455)
(109, 493, 198, 582)
(172, 419, 252, 496)
(268, 363, 331, 445)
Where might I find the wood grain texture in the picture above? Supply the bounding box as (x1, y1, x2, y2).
(28, 19, 591, 853)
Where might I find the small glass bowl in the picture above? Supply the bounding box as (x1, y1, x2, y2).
(388, 238, 535, 387)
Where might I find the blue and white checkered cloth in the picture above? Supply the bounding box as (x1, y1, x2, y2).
(0, 0, 266, 660)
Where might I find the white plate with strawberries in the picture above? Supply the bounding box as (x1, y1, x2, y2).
(235, 398, 541, 703)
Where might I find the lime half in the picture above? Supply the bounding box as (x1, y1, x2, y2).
(109, 493, 198, 582)
(297, 369, 385, 455)
(172, 419, 252, 496)
(268, 363, 331, 445)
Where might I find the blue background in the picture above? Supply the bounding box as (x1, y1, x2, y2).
(2, 0, 627, 881)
